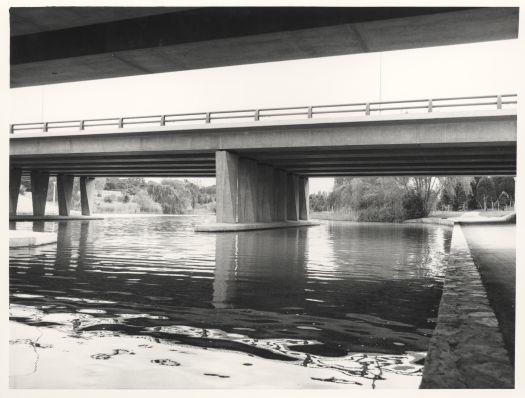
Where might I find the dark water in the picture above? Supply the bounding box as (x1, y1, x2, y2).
(9, 217, 452, 387)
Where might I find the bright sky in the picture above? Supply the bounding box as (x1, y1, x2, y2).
(8, 39, 520, 192)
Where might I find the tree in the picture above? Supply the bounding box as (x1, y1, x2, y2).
(476, 177, 497, 210)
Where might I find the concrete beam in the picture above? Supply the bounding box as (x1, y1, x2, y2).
(10, 7, 519, 87)
(257, 164, 274, 223)
(57, 174, 74, 216)
(238, 158, 258, 223)
(79, 176, 95, 216)
(287, 174, 299, 221)
(9, 168, 22, 217)
(273, 169, 288, 221)
(216, 151, 239, 223)
(30, 171, 49, 216)
(299, 177, 310, 221)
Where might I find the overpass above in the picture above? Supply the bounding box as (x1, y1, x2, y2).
(10, 7, 519, 87)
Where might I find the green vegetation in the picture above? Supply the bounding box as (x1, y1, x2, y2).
(20, 176, 216, 215)
(310, 176, 515, 223)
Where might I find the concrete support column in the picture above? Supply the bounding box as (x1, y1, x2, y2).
(238, 158, 258, 223)
(216, 151, 239, 223)
(9, 168, 22, 217)
(57, 174, 75, 216)
(31, 170, 50, 217)
(299, 177, 309, 220)
(273, 169, 288, 221)
(80, 176, 96, 216)
(257, 164, 274, 222)
(287, 174, 299, 221)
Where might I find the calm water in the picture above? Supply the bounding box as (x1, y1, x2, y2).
(9, 217, 452, 388)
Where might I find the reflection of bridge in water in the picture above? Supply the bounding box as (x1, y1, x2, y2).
(10, 219, 450, 355)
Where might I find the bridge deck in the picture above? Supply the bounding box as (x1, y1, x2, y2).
(10, 109, 517, 177)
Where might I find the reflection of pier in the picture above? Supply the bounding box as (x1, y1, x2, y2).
(213, 228, 309, 309)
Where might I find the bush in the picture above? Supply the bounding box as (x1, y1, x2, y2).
(402, 191, 428, 219)
(133, 190, 162, 213)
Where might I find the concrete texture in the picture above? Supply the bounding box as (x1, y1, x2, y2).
(272, 169, 288, 221)
(57, 174, 74, 216)
(10, 7, 518, 87)
(420, 225, 514, 388)
(298, 177, 309, 220)
(79, 176, 95, 216)
(10, 111, 516, 177)
(462, 223, 516, 365)
(9, 168, 22, 217)
(9, 230, 57, 248)
(256, 165, 273, 223)
(216, 151, 239, 223)
(287, 174, 299, 221)
(238, 158, 258, 223)
(30, 170, 49, 217)
(195, 220, 320, 232)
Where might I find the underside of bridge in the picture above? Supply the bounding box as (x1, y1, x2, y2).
(10, 7, 519, 87)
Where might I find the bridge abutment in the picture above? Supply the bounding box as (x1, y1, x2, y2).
(9, 168, 22, 217)
(212, 150, 312, 231)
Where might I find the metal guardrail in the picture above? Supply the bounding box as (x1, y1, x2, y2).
(9, 94, 517, 135)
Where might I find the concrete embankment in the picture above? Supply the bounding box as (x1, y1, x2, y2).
(420, 224, 514, 388)
(9, 230, 57, 248)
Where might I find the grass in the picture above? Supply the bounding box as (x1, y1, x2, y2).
(431, 208, 515, 219)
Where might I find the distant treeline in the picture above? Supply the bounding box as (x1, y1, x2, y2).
(21, 176, 216, 215)
(309, 176, 515, 222)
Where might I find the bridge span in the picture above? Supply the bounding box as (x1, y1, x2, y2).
(9, 95, 517, 224)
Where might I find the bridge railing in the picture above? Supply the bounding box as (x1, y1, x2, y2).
(9, 94, 517, 135)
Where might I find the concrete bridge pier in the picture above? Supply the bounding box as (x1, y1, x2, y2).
(31, 171, 50, 217)
(9, 168, 22, 217)
(287, 174, 299, 221)
(210, 150, 315, 232)
(57, 174, 75, 216)
(80, 177, 96, 216)
(299, 177, 309, 221)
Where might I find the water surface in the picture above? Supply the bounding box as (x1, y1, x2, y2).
(9, 217, 451, 388)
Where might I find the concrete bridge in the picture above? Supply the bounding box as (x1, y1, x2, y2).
(9, 95, 517, 225)
(10, 7, 519, 87)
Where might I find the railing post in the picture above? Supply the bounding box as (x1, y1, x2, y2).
(365, 103, 370, 116)
(428, 99, 433, 113)
(160, 115, 166, 126)
(43, 122, 48, 132)
(205, 112, 211, 124)
(79, 120, 84, 130)
(254, 109, 260, 121)
(307, 106, 313, 119)
(9, 124, 14, 135)
(497, 95, 502, 109)
(118, 118, 124, 128)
